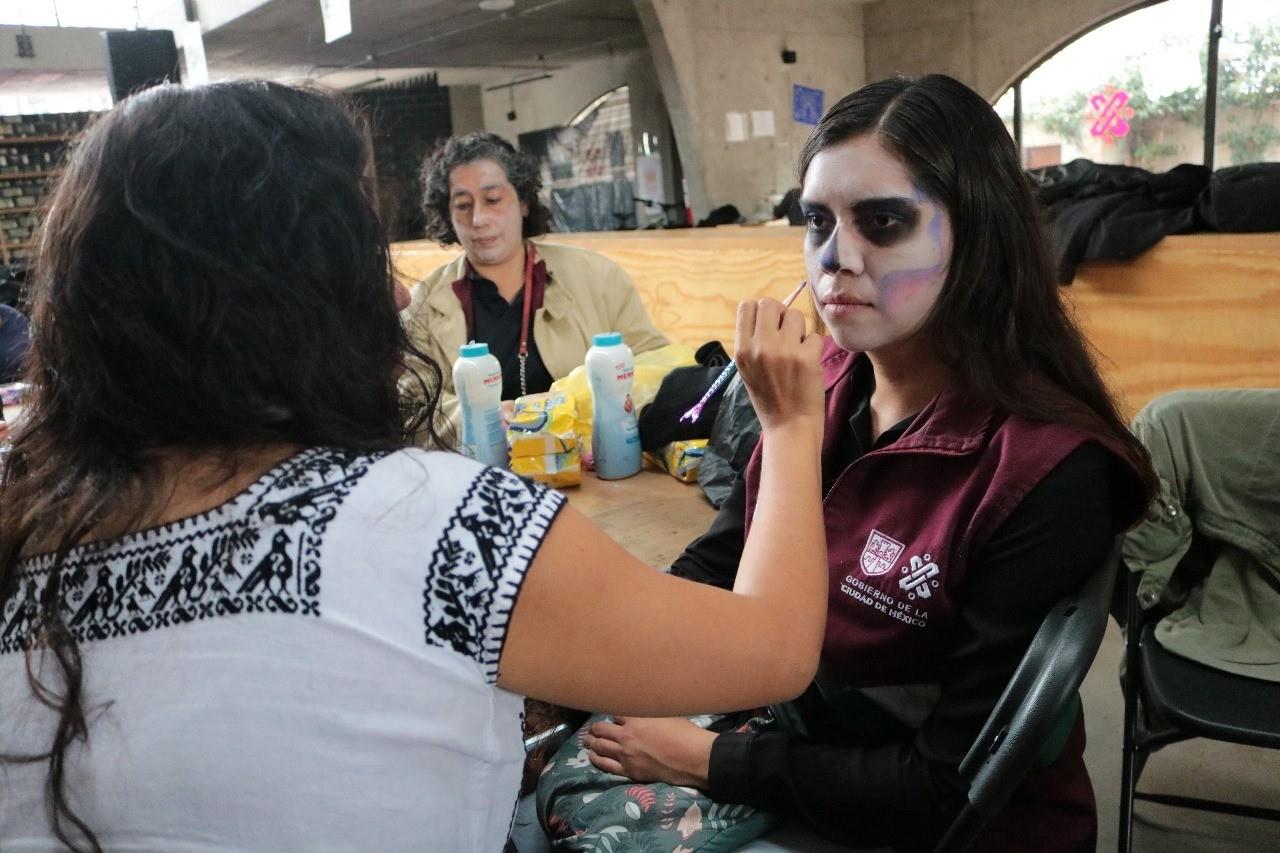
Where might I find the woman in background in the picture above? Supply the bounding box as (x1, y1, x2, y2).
(405, 133, 667, 428)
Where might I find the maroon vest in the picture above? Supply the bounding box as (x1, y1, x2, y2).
(743, 339, 1142, 852)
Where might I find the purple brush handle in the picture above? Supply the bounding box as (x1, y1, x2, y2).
(680, 361, 738, 423)
(679, 281, 808, 425)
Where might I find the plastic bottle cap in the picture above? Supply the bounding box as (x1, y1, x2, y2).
(459, 342, 491, 357)
(592, 332, 623, 347)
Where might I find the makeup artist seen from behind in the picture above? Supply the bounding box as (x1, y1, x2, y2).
(403, 133, 667, 432)
(580, 75, 1158, 853)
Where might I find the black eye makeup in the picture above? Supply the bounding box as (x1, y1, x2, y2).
(799, 197, 922, 247)
(853, 198, 921, 246)
(798, 202, 831, 235)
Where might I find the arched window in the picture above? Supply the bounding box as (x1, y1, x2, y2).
(995, 0, 1279, 170)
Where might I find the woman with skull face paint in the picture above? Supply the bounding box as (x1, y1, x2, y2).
(580, 76, 1157, 853)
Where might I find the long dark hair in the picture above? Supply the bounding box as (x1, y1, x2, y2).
(419, 131, 552, 244)
(800, 74, 1156, 498)
(0, 80, 444, 850)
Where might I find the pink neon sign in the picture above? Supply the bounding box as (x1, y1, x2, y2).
(1089, 86, 1135, 144)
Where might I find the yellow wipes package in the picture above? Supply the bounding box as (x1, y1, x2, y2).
(510, 445, 582, 489)
(507, 433, 567, 458)
(647, 438, 709, 483)
(507, 392, 577, 453)
(507, 391, 581, 487)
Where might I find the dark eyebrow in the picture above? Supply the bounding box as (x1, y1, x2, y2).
(854, 197, 922, 232)
(852, 197, 919, 217)
(450, 184, 506, 199)
(798, 196, 920, 217)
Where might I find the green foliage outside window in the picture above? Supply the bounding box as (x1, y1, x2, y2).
(1026, 22, 1280, 167)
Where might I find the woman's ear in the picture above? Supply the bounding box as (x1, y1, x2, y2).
(394, 280, 412, 312)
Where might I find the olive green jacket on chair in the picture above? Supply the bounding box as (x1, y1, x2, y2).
(401, 240, 669, 441)
(1123, 388, 1280, 682)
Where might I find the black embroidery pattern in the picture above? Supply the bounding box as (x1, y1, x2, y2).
(1, 448, 384, 655)
(423, 467, 565, 682)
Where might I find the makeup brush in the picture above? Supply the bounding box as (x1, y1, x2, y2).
(679, 280, 809, 424)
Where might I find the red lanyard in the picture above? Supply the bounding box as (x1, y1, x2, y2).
(454, 243, 539, 397)
(517, 243, 537, 397)
(518, 243, 537, 361)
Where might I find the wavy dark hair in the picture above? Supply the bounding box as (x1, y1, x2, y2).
(0, 80, 444, 850)
(800, 75, 1156, 500)
(420, 131, 551, 244)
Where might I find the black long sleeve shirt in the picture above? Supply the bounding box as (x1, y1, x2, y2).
(468, 274, 554, 400)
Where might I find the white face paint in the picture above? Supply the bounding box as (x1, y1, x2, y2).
(448, 158, 528, 268)
(800, 134, 952, 355)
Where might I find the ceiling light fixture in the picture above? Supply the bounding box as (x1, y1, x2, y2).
(478, 0, 515, 10)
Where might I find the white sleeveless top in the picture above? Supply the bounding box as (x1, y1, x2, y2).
(0, 448, 565, 851)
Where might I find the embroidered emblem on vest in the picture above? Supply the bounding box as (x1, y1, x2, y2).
(899, 554, 941, 600)
(861, 529, 905, 576)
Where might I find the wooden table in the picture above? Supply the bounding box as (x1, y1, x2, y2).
(562, 470, 718, 568)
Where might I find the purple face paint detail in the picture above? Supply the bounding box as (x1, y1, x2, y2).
(878, 265, 941, 292)
(874, 185, 948, 301)
(820, 233, 841, 274)
(929, 199, 945, 249)
(912, 183, 947, 255)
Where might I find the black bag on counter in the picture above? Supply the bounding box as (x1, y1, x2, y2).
(1198, 163, 1280, 233)
(637, 341, 730, 451)
(696, 373, 761, 508)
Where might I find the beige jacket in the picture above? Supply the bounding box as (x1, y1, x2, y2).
(403, 240, 668, 436)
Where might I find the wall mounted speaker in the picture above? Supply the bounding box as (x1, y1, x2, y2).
(103, 30, 181, 104)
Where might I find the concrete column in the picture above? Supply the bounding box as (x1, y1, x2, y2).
(624, 48, 682, 220)
(635, 0, 868, 221)
(634, 0, 708, 219)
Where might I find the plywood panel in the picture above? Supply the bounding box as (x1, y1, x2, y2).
(392, 244, 463, 284)
(1067, 233, 1280, 418)
(392, 227, 810, 349)
(392, 229, 1280, 420)
(583, 243, 807, 347)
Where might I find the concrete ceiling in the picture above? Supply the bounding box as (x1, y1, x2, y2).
(0, 68, 105, 93)
(202, 0, 645, 79)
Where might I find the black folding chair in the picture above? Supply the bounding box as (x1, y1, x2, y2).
(936, 535, 1124, 853)
(1117, 566, 1280, 851)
